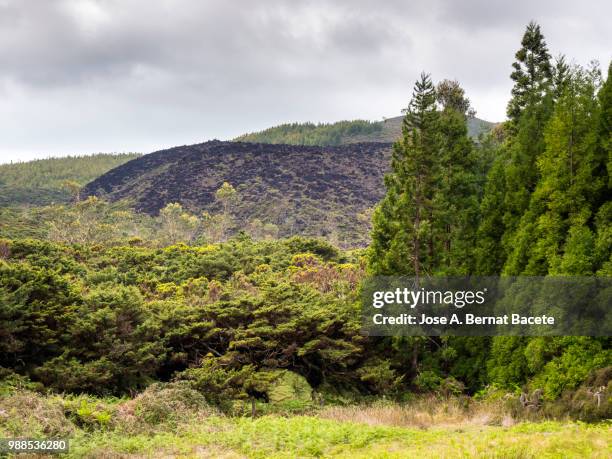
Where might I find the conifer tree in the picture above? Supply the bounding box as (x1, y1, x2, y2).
(593, 61, 612, 275)
(507, 21, 553, 124)
(552, 55, 571, 101)
(504, 64, 603, 275)
(368, 73, 438, 277)
(476, 22, 554, 273)
(475, 157, 507, 274)
(434, 80, 480, 273)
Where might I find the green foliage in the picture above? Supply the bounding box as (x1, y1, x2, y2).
(474, 29, 610, 398)
(131, 382, 212, 427)
(504, 65, 604, 275)
(528, 338, 611, 399)
(0, 260, 80, 371)
(368, 72, 440, 276)
(235, 120, 383, 146)
(0, 153, 140, 206)
(0, 22, 609, 423)
(0, 236, 389, 399)
(368, 73, 481, 276)
(507, 21, 553, 123)
(477, 22, 555, 274)
(367, 23, 610, 402)
(64, 396, 115, 431)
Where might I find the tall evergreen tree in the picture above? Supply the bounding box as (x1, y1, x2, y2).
(593, 61, 612, 275)
(476, 22, 554, 273)
(368, 73, 438, 277)
(507, 21, 553, 124)
(552, 55, 571, 102)
(434, 80, 480, 273)
(504, 64, 603, 275)
(369, 76, 480, 276)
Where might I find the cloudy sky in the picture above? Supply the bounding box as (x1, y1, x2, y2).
(1, 0, 610, 163)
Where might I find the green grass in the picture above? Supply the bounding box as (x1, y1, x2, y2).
(69, 416, 610, 458)
(2, 389, 608, 458)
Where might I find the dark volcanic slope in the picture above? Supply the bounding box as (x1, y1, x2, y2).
(83, 141, 392, 246)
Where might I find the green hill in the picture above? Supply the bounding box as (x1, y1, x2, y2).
(0, 153, 141, 206)
(235, 116, 495, 145)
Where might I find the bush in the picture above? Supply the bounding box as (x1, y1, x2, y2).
(115, 382, 214, 433)
(542, 367, 612, 422)
(413, 370, 442, 392)
(0, 390, 74, 437)
(63, 396, 115, 431)
(0, 368, 43, 395)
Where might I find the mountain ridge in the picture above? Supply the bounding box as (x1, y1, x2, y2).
(235, 116, 495, 145)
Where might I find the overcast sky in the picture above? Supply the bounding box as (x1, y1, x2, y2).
(1, 0, 610, 163)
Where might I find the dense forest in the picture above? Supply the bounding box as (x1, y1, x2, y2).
(0, 23, 610, 452)
(234, 120, 384, 145)
(367, 21, 611, 410)
(235, 116, 494, 145)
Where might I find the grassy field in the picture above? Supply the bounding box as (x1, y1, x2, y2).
(70, 416, 611, 458)
(1, 388, 609, 458)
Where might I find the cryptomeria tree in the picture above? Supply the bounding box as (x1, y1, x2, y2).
(476, 22, 554, 273)
(504, 64, 604, 275)
(434, 80, 480, 274)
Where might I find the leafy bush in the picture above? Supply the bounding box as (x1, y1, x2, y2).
(63, 396, 115, 431)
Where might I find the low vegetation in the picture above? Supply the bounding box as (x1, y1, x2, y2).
(0, 153, 140, 206)
(1, 387, 609, 458)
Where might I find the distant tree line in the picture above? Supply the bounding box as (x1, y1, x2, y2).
(0, 153, 140, 206)
(235, 120, 383, 146)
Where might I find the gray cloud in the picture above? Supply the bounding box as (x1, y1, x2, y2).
(0, 0, 610, 162)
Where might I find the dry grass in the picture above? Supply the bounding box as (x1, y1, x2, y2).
(318, 396, 517, 429)
(0, 390, 75, 437)
(113, 382, 218, 434)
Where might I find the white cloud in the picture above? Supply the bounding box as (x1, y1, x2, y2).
(0, 0, 610, 162)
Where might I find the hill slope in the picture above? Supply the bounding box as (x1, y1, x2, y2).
(235, 116, 495, 145)
(0, 153, 141, 206)
(83, 141, 391, 246)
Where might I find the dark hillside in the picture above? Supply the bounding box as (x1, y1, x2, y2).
(83, 141, 392, 246)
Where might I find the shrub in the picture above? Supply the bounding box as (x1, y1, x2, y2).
(0, 390, 74, 437)
(413, 370, 442, 392)
(115, 382, 214, 433)
(63, 396, 115, 431)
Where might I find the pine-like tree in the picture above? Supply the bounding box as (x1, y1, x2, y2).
(593, 61, 612, 275)
(476, 22, 554, 273)
(368, 73, 438, 277)
(434, 80, 480, 273)
(552, 55, 571, 101)
(504, 64, 603, 275)
(507, 21, 553, 124)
